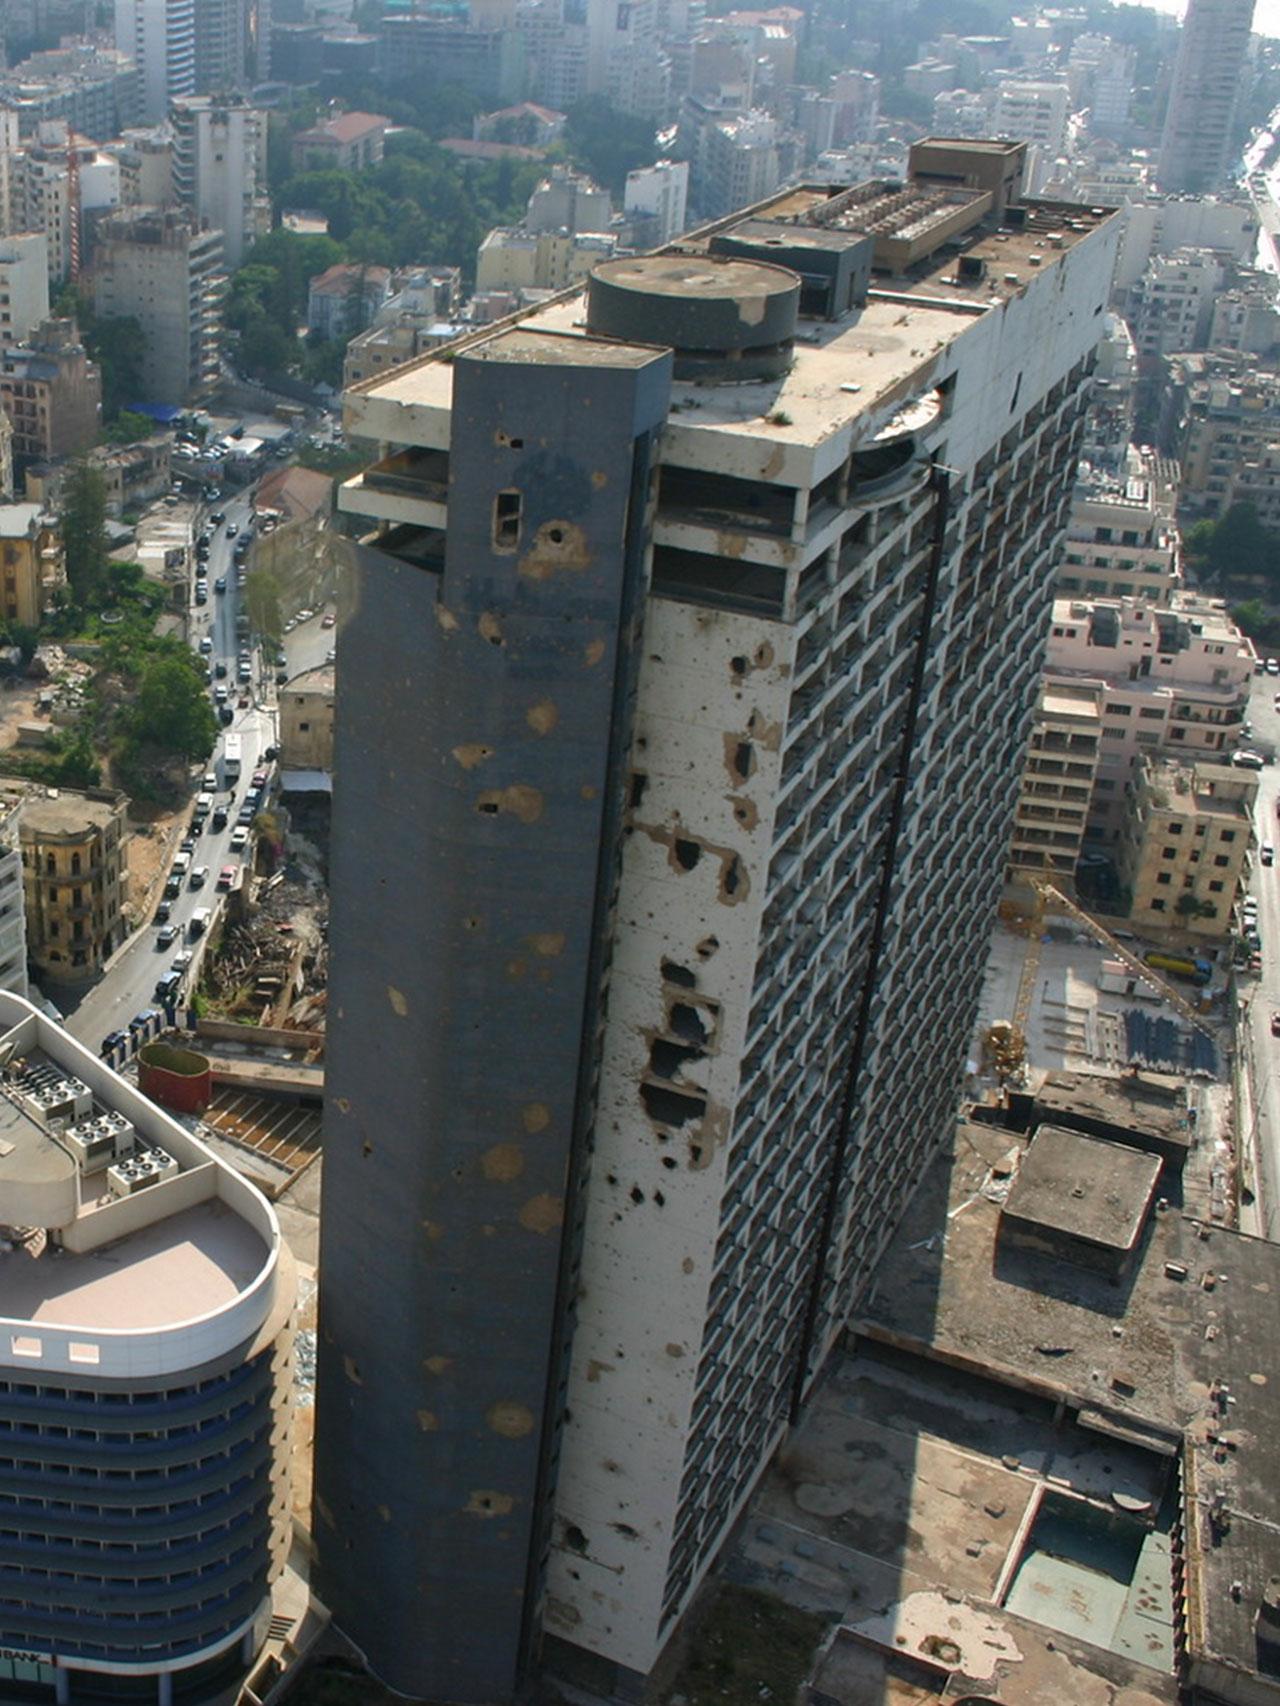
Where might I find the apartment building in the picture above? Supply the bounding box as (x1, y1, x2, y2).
(20, 787, 125, 985)
(169, 95, 269, 271)
(1164, 351, 1280, 516)
(0, 318, 102, 463)
(525, 165, 612, 234)
(279, 664, 334, 774)
(305, 263, 391, 341)
(0, 234, 50, 353)
(0, 502, 62, 624)
(625, 159, 691, 246)
(0, 989, 297, 1702)
(0, 792, 27, 996)
(1118, 754, 1256, 933)
(1007, 681, 1104, 884)
(474, 226, 617, 292)
(0, 43, 138, 141)
(1126, 248, 1222, 361)
(1157, 0, 1258, 193)
(91, 208, 224, 402)
(113, 0, 196, 123)
(1045, 594, 1253, 843)
(313, 142, 1120, 1703)
(1056, 459, 1182, 605)
(290, 110, 388, 174)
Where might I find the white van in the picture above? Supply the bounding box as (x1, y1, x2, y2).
(189, 907, 211, 940)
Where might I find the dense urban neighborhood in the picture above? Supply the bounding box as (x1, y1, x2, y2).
(6, 1, 1280, 1706)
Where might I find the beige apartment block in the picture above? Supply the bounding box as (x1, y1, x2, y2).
(0, 502, 63, 625)
(20, 786, 126, 983)
(279, 664, 334, 774)
(1045, 593, 1253, 843)
(1055, 456, 1181, 606)
(1007, 681, 1103, 884)
(1118, 754, 1255, 935)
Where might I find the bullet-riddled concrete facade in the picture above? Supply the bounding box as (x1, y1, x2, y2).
(316, 151, 1121, 1704)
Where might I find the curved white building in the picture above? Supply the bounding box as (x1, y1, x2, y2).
(0, 993, 295, 1706)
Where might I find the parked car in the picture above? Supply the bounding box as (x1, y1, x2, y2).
(1270, 1012, 1280, 1036)
(195, 585, 207, 605)
(215, 574, 227, 593)
(219, 704, 234, 724)
(237, 803, 255, 825)
(231, 825, 250, 851)
(210, 510, 225, 525)
(156, 923, 178, 948)
(322, 612, 336, 629)
(216, 864, 238, 890)
(1264, 844, 1275, 866)
(100, 1029, 128, 1055)
(252, 768, 268, 788)
(189, 865, 208, 888)
(225, 522, 238, 537)
(154, 969, 183, 1003)
(155, 900, 172, 924)
(130, 1008, 160, 1032)
(199, 635, 213, 654)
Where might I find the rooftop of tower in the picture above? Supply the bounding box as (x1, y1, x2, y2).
(342, 146, 1117, 475)
(0, 993, 282, 1377)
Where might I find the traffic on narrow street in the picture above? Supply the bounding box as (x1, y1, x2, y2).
(58, 480, 282, 1056)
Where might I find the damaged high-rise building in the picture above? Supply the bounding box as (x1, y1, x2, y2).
(313, 140, 1121, 1704)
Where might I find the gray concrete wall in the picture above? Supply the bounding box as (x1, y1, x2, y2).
(313, 337, 671, 1702)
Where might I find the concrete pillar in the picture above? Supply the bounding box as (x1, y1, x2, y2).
(157, 1670, 172, 1706)
(55, 1668, 70, 1705)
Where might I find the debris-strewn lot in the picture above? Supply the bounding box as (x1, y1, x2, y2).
(204, 807, 329, 1032)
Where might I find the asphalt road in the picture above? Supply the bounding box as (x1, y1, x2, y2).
(60, 486, 278, 1053)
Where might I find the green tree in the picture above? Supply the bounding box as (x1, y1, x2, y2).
(101, 409, 154, 446)
(244, 567, 283, 644)
(131, 654, 218, 758)
(1186, 503, 1279, 587)
(563, 97, 658, 194)
(59, 460, 111, 607)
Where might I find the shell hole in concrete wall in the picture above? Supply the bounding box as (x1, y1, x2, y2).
(661, 958, 696, 987)
(640, 1082, 707, 1127)
(669, 1002, 714, 1045)
(649, 1038, 705, 1080)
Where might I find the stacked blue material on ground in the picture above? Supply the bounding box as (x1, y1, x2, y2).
(1123, 1008, 1218, 1077)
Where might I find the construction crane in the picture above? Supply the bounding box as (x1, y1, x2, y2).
(1030, 878, 1217, 1039)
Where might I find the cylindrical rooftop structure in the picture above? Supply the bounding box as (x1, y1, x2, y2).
(586, 254, 800, 381)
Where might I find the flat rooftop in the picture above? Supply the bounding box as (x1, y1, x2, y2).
(1032, 1068, 1193, 1158)
(853, 1116, 1280, 1691)
(1003, 1125, 1161, 1251)
(345, 188, 1114, 456)
(2, 1199, 267, 1330)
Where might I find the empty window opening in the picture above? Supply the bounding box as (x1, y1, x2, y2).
(640, 1082, 708, 1127)
(649, 1039, 704, 1080)
(669, 1001, 714, 1046)
(493, 489, 522, 550)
